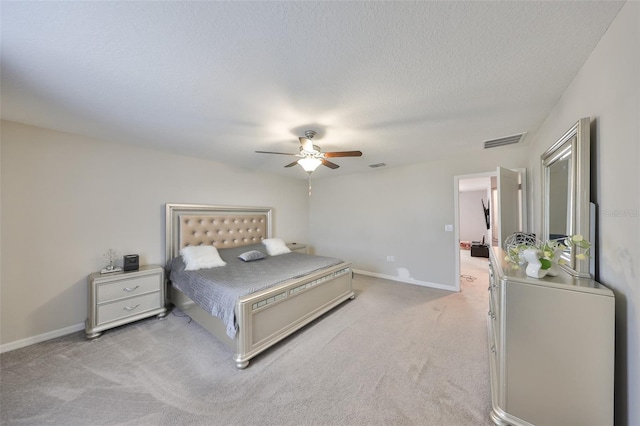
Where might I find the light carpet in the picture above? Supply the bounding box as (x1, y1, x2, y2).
(1, 253, 491, 426)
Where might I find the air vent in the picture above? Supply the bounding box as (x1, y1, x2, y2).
(483, 133, 526, 149)
(369, 163, 386, 168)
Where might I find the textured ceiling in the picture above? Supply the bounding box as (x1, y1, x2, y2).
(1, 1, 624, 179)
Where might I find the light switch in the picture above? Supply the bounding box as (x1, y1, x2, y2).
(445, 224, 453, 232)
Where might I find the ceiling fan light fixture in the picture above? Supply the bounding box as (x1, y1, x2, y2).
(298, 157, 322, 172)
(256, 130, 362, 174)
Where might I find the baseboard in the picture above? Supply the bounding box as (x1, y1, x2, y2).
(352, 269, 456, 292)
(0, 322, 85, 354)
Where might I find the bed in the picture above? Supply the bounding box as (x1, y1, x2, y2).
(165, 203, 355, 369)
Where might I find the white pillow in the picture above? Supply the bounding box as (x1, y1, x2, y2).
(262, 238, 291, 256)
(180, 245, 227, 270)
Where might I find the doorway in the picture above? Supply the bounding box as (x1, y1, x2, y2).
(454, 173, 493, 291)
(453, 169, 527, 292)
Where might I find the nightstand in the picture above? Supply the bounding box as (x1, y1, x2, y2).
(286, 243, 307, 254)
(86, 264, 167, 339)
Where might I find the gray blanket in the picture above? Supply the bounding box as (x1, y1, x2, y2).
(168, 244, 344, 338)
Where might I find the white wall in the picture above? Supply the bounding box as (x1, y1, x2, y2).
(309, 146, 527, 290)
(459, 190, 488, 242)
(527, 2, 639, 424)
(0, 120, 309, 347)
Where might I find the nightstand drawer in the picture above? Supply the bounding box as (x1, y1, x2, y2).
(97, 292, 162, 325)
(97, 274, 161, 303)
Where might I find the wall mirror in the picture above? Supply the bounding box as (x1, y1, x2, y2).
(541, 117, 591, 277)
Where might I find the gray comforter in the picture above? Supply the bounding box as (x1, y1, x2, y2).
(168, 244, 344, 338)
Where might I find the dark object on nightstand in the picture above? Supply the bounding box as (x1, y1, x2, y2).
(123, 254, 139, 271)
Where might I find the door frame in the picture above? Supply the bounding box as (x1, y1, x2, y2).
(453, 168, 527, 292)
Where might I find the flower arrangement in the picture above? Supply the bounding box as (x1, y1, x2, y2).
(505, 234, 591, 271)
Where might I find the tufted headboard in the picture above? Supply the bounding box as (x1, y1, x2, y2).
(165, 204, 272, 263)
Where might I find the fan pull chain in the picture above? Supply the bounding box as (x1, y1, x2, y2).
(308, 173, 312, 196)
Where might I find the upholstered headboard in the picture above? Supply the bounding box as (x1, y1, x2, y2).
(165, 204, 272, 263)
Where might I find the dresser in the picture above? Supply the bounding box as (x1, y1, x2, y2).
(86, 265, 167, 338)
(488, 247, 614, 426)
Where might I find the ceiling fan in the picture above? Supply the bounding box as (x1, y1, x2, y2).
(255, 130, 363, 173)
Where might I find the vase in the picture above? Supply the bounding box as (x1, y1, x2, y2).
(523, 248, 549, 279)
(545, 249, 563, 277)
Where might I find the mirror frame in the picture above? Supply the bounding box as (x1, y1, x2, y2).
(541, 117, 591, 278)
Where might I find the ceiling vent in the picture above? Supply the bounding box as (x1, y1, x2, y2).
(369, 163, 386, 168)
(483, 133, 526, 149)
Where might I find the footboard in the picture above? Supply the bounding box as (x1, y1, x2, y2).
(168, 262, 354, 369)
(234, 262, 353, 368)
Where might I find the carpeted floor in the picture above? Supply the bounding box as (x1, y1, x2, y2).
(1, 253, 491, 426)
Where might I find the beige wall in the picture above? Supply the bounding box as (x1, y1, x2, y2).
(309, 146, 528, 289)
(0, 120, 309, 347)
(526, 2, 639, 424)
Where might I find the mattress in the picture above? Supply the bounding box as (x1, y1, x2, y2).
(168, 243, 344, 338)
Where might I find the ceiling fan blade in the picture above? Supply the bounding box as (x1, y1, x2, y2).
(299, 137, 314, 152)
(255, 150, 296, 156)
(284, 160, 299, 168)
(321, 159, 340, 169)
(324, 150, 363, 158)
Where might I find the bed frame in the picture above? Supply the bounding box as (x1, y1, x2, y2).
(165, 203, 354, 369)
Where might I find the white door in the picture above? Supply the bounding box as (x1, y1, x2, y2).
(496, 166, 521, 249)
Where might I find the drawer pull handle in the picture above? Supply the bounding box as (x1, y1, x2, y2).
(123, 285, 140, 293)
(123, 304, 140, 312)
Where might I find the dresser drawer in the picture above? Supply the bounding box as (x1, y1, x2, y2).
(97, 292, 162, 325)
(97, 274, 161, 303)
